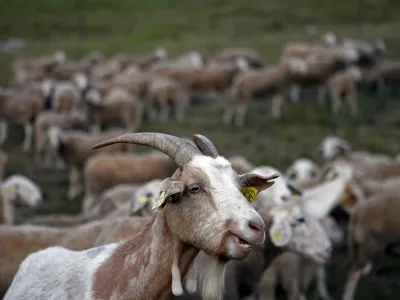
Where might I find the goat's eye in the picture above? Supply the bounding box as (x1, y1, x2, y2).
(145, 192, 153, 198)
(189, 184, 201, 193)
(297, 217, 306, 223)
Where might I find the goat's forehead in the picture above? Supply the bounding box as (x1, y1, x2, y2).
(189, 156, 233, 172)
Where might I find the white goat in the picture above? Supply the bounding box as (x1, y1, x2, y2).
(1, 175, 42, 224)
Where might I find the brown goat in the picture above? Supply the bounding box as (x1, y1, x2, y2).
(85, 87, 144, 134)
(48, 127, 131, 200)
(82, 150, 177, 213)
(146, 76, 190, 122)
(0, 87, 44, 151)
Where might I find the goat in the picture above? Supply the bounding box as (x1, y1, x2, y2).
(5, 132, 278, 300)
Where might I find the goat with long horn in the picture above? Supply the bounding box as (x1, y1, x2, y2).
(5, 132, 278, 300)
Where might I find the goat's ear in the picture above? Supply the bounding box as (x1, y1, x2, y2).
(152, 178, 185, 210)
(269, 215, 293, 247)
(239, 173, 279, 203)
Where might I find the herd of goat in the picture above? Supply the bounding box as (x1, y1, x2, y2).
(0, 31, 400, 300)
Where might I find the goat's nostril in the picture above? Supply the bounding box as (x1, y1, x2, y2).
(248, 219, 264, 234)
(281, 196, 290, 203)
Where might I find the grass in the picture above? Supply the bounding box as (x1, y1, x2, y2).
(1, 0, 400, 299)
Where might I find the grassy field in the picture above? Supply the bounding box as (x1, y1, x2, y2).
(1, 0, 400, 299)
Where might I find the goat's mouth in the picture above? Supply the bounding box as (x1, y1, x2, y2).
(232, 234, 251, 250)
(224, 232, 252, 259)
(311, 251, 331, 264)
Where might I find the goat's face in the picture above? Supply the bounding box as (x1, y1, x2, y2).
(286, 158, 320, 183)
(319, 136, 351, 161)
(73, 72, 89, 91)
(154, 47, 167, 60)
(268, 203, 332, 264)
(251, 166, 299, 205)
(130, 179, 163, 216)
(85, 89, 102, 105)
(162, 156, 276, 260)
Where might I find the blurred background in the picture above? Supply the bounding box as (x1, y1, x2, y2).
(0, 0, 400, 299)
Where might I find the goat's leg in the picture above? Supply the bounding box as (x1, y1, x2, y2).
(34, 134, 44, 165)
(258, 267, 277, 300)
(341, 267, 363, 300)
(222, 87, 237, 125)
(235, 102, 249, 127)
(91, 123, 101, 135)
(175, 93, 188, 123)
(22, 123, 33, 152)
(290, 84, 301, 103)
(0, 121, 8, 145)
(223, 104, 235, 125)
(2, 197, 15, 224)
(317, 85, 327, 106)
(82, 194, 96, 215)
(346, 88, 358, 117)
(159, 95, 170, 123)
(330, 89, 341, 116)
(67, 167, 81, 200)
(146, 96, 158, 121)
(316, 266, 332, 300)
(234, 92, 251, 127)
(271, 94, 283, 119)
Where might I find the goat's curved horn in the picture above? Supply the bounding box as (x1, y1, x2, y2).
(192, 134, 219, 158)
(92, 132, 202, 167)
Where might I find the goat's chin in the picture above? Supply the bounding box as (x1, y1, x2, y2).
(222, 234, 253, 260)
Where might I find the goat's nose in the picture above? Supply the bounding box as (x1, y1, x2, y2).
(248, 218, 264, 237)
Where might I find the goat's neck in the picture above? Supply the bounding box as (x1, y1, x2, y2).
(262, 235, 284, 270)
(92, 212, 198, 300)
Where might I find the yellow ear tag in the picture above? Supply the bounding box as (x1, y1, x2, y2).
(7, 186, 16, 195)
(271, 230, 282, 244)
(137, 196, 150, 204)
(291, 194, 299, 201)
(241, 187, 259, 203)
(152, 191, 166, 210)
(152, 192, 172, 210)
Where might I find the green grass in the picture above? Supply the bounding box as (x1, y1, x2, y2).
(1, 0, 400, 299)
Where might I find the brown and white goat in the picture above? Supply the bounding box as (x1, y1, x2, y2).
(5, 132, 277, 300)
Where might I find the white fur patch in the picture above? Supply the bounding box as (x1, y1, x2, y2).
(286, 158, 319, 182)
(2, 175, 42, 207)
(250, 166, 292, 205)
(236, 57, 249, 71)
(154, 47, 167, 59)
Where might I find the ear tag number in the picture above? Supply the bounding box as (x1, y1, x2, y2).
(241, 187, 259, 203)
